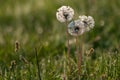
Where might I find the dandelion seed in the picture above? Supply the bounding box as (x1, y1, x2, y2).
(56, 6, 74, 22)
(79, 15, 95, 31)
(68, 19, 85, 36)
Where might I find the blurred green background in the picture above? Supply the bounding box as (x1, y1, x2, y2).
(0, 0, 120, 62)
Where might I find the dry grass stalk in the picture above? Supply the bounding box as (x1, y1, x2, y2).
(15, 41, 20, 53)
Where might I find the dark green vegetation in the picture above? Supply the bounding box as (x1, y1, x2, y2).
(0, 0, 120, 80)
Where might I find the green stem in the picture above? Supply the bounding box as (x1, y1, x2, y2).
(35, 48, 41, 80)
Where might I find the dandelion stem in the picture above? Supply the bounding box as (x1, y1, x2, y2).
(75, 36, 80, 76)
(76, 36, 79, 71)
(35, 48, 41, 80)
(63, 54, 66, 80)
(76, 35, 83, 79)
(80, 36, 83, 78)
(66, 21, 71, 74)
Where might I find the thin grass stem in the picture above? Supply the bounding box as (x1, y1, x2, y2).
(35, 48, 41, 80)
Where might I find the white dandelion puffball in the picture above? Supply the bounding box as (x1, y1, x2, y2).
(79, 15, 95, 31)
(56, 6, 74, 22)
(68, 19, 85, 36)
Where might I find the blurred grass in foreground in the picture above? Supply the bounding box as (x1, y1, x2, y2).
(0, 0, 120, 79)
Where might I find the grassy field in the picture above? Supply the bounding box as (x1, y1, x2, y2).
(0, 0, 120, 80)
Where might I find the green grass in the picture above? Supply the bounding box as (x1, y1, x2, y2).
(0, 49, 119, 80)
(0, 0, 120, 80)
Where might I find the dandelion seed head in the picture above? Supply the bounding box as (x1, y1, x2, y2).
(79, 15, 95, 31)
(68, 20, 85, 36)
(56, 6, 74, 22)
